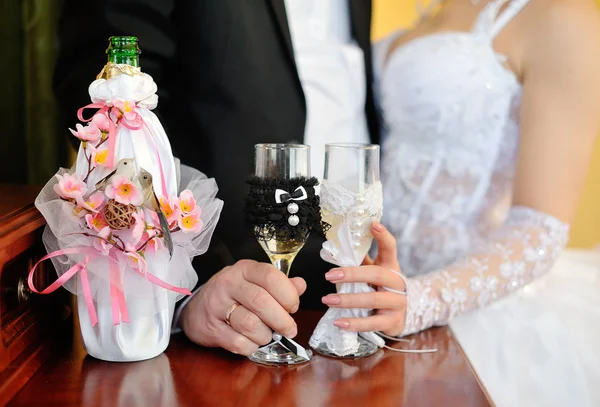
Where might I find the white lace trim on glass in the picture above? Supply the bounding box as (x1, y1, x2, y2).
(310, 181, 386, 356)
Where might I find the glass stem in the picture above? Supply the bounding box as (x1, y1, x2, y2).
(272, 257, 293, 340)
(273, 257, 293, 277)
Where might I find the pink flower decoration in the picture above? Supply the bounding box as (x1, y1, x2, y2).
(112, 99, 142, 127)
(178, 212, 203, 234)
(112, 99, 134, 114)
(87, 145, 109, 168)
(145, 235, 164, 254)
(178, 189, 198, 215)
(124, 249, 147, 272)
(91, 113, 112, 135)
(131, 212, 146, 245)
(94, 148, 109, 167)
(93, 227, 112, 255)
(54, 173, 87, 201)
(72, 205, 87, 218)
(147, 211, 161, 230)
(159, 196, 181, 226)
(77, 191, 105, 212)
(85, 211, 108, 232)
(69, 123, 101, 143)
(105, 176, 143, 206)
(135, 225, 162, 254)
(145, 224, 158, 238)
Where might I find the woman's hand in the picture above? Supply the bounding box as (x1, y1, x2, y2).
(321, 222, 407, 337)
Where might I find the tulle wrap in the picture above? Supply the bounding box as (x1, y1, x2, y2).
(31, 68, 222, 362)
(76, 73, 177, 198)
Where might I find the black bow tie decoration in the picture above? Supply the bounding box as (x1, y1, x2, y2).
(275, 185, 308, 204)
(275, 186, 308, 226)
(245, 177, 329, 243)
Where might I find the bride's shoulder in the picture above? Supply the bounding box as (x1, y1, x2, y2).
(521, 0, 600, 71)
(372, 29, 407, 72)
(526, 0, 600, 44)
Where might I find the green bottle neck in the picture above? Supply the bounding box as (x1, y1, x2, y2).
(107, 54, 139, 67)
(106, 36, 141, 67)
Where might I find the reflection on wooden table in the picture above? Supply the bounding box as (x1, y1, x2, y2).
(7, 311, 490, 407)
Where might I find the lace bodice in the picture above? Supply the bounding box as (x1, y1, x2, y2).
(375, 0, 570, 335)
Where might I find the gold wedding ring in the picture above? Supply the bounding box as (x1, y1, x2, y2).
(225, 302, 240, 326)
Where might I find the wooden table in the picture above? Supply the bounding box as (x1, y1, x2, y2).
(0, 184, 70, 405)
(6, 310, 490, 407)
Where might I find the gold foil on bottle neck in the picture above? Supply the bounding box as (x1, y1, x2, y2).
(96, 62, 142, 80)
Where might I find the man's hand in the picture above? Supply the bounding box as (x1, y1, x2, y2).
(321, 222, 407, 336)
(181, 260, 306, 355)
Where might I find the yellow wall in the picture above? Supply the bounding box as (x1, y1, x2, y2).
(372, 0, 418, 39)
(372, 0, 600, 248)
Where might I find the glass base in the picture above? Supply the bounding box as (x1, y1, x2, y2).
(248, 341, 313, 366)
(313, 337, 379, 359)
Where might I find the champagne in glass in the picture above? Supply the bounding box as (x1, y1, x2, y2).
(258, 235, 305, 276)
(316, 143, 382, 358)
(247, 144, 314, 365)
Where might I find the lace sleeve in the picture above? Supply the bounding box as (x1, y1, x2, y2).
(402, 206, 570, 336)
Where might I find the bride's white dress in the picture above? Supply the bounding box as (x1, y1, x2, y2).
(375, 0, 600, 405)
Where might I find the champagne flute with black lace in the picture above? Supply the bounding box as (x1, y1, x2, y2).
(311, 143, 383, 358)
(245, 144, 320, 365)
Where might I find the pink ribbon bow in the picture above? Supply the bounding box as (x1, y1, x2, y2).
(28, 246, 192, 328)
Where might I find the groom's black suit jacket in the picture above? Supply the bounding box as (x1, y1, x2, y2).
(54, 0, 380, 308)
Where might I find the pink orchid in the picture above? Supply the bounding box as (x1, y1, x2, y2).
(93, 227, 112, 255)
(76, 191, 105, 212)
(69, 123, 101, 143)
(105, 175, 143, 206)
(94, 148, 109, 167)
(85, 211, 109, 232)
(87, 144, 109, 168)
(72, 205, 87, 218)
(112, 99, 142, 127)
(131, 212, 146, 245)
(124, 249, 147, 272)
(145, 224, 158, 238)
(135, 226, 161, 254)
(91, 113, 112, 136)
(112, 99, 135, 115)
(54, 173, 87, 201)
(178, 212, 203, 234)
(146, 211, 161, 231)
(144, 235, 164, 254)
(158, 196, 181, 226)
(178, 189, 198, 215)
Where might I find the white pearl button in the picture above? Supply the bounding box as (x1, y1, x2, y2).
(288, 215, 300, 226)
(287, 202, 299, 214)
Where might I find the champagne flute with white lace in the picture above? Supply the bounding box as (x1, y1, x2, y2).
(245, 144, 323, 365)
(310, 143, 384, 358)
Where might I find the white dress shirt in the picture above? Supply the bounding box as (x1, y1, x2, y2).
(172, 1, 369, 333)
(284, 0, 370, 179)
